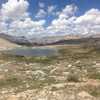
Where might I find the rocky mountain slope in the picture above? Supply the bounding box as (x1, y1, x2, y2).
(0, 33, 81, 46)
(0, 33, 100, 46)
(0, 38, 19, 50)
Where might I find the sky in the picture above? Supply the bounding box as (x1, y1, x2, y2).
(0, 0, 100, 37)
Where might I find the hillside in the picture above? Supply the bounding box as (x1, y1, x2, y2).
(0, 38, 19, 50)
(0, 33, 81, 46)
(0, 33, 100, 47)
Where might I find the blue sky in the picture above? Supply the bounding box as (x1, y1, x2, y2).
(28, 0, 100, 16)
(1, 0, 100, 16)
(28, 0, 100, 23)
(0, 0, 100, 37)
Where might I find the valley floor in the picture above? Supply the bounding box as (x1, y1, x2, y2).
(0, 45, 100, 100)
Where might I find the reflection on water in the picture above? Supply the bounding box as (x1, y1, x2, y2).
(6, 47, 58, 57)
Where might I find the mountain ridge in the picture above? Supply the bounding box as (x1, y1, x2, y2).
(0, 33, 100, 46)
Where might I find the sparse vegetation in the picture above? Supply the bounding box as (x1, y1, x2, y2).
(67, 73, 80, 82)
(88, 72, 100, 80)
(0, 45, 100, 99)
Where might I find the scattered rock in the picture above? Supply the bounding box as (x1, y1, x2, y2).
(77, 91, 95, 100)
(7, 95, 18, 100)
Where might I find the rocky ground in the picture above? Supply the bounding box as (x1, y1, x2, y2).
(0, 45, 100, 100)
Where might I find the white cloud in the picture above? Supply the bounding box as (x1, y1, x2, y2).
(75, 9, 100, 24)
(0, 22, 7, 33)
(47, 5, 57, 16)
(39, 2, 45, 8)
(47, 5, 56, 13)
(36, 5, 57, 19)
(10, 18, 45, 29)
(47, 6, 100, 36)
(35, 9, 46, 19)
(46, 4, 77, 35)
(59, 4, 77, 19)
(9, 18, 46, 36)
(74, 8, 100, 35)
(0, 0, 46, 36)
(0, 0, 100, 37)
(1, 0, 29, 21)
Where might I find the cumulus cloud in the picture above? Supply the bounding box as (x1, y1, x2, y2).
(39, 2, 45, 8)
(74, 8, 100, 35)
(1, 0, 29, 21)
(0, 0, 30, 33)
(10, 18, 45, 29)
(35, 9, 46, 19)
(75, 9, 100, 24)
(9, 18, 45, 36)
(59, 4, 77, 19)
(47, 5, 56, 14)
(0, 0, 46, 36)
(35, 5, 56, 19)
(47, 5, 100, 36)
(46, 4, 77, 35)
(0, 22, 7, 33)
(0, 0, 100, 37)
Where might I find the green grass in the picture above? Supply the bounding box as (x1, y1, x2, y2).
(0, 76, 23, 88)
(88, 72, 100, 80)
(0, 52, 58, 65)
(88, 86, 100, 97)
(90, 89, 100, 97)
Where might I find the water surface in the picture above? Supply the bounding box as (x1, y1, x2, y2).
(6, 47, 58, 57)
